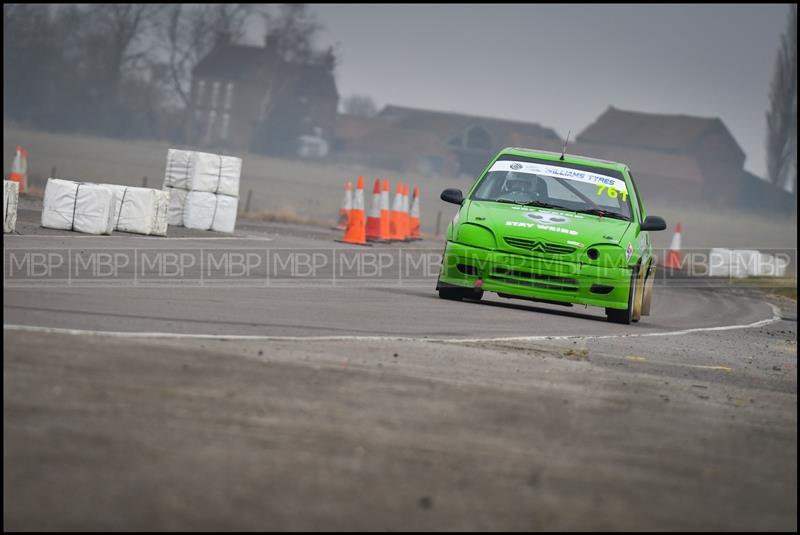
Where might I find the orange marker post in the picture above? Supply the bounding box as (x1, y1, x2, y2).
(339, 176, 368, 246)
(365, 178, 384, 242)
(8, 145, 27, 193)
(389, 181, 405, 241)
(334, 181, 353, 230)
(664, 222, 683, 269)
(380, 179, 391, 241)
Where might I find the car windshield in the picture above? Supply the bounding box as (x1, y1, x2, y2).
(470, 157, 632, 220)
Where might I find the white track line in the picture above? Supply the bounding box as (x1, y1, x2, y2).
(3, 304, 783, 343)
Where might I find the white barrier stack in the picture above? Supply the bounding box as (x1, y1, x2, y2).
(4, 179, 19, 233)
(709, 247, 790, 278)
(162, 149, 241, 233)
(165, 186, 188, 226)
(736, 250, 762, 277)
(708, 248, 732, 277)
(183, 191, 239, 233)
(41, 178, 117, 235)
(103, 184, 170, 236)
(163, 148, 195, 191)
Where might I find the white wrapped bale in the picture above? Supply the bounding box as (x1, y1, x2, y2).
(163, 149, 195, 190)
(211, 194, 239, 233)
(4, 180, 19, 233)
(183, 191, 238, 233)
(165, 186, 188, 226)
(190, 151, 241, 197)
(163, 149, 241, 197)
(104, 184, 170, 236)
(708, 248, 731, 277)
(41, 178, 117, 235)
(218, 155, 242, 198)
(150, 189, 170, 236)
(733, 249, 761, 278)
(773, 255, 790, 278)
(183, 191, 217, 231)
(751, 252, 789, 277)
(708, 248, 787, 278)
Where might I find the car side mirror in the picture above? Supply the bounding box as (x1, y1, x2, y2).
(440, 188, 464, 205)
(640, 215, 667, 231)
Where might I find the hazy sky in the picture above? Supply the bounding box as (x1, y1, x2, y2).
(247, 3, 790, 177)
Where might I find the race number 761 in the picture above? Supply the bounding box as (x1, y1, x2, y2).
(596, 184, 627, 202)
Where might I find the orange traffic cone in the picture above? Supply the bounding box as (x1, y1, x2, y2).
(408, 185, 421, 240)
(389, 182, 405, 241)
(401, 183, 411, 241)
(333, 181, 352, 230)
(664, 222, 683, 269)
(339, 176, 368, 245)
(380, 179, 391, 241)
(365, 178, 384, 242)
(8, 145, 27, 193)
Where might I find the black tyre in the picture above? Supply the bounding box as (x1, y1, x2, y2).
(437, 281, 484, 301)
(606, 266, 638, 324)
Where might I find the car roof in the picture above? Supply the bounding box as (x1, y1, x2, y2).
(499, 147, 630, 173)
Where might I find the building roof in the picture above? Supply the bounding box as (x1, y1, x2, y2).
(378, 105, 561, 141)
(193, 41, 338, 99)
(505, 132, 567, 154)
(569, 141, 706, 183)
(577, 106, 745, 161)
(334, 114, 390, 141)
(345, 124, 450, 157)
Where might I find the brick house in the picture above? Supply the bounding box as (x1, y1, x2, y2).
(333, 105, 563, 177)
(377, 106, 563, 177)
(571, 106, 749, 205)
(332, 114, 458, 176)
(186, 33, 339, 157)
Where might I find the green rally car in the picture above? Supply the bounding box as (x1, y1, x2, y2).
(436, 147, 667, 324)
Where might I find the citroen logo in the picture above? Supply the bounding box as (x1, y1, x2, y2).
(530, 241, 546, 252)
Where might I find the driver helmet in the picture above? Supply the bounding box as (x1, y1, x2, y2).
(504, 172, 530, 193)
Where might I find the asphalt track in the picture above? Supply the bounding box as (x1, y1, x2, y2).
(1, 216, 779, 339)
(4, 206, 798, 530)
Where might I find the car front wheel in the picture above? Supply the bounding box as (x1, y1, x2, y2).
(606, 266, 639, 324)
(437, 281, 484, 301)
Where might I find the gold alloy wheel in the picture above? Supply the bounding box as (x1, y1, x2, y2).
(632, 263, 646, 322)
(640, 262, 656, 316)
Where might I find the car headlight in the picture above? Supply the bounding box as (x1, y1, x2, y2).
(457, 223, 497, 250)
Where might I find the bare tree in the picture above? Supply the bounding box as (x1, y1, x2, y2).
(160, 4, 257, 108)
(766, 5, 797, 196)
(342, 95, 378, 117)
(260, 4, 324, 64)
(81, 4, 165, 102)
(4, 4, 76, 124)
(249, 4, 335, 156)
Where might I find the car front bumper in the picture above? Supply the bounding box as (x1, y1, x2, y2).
(437, 241, 633, 309)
